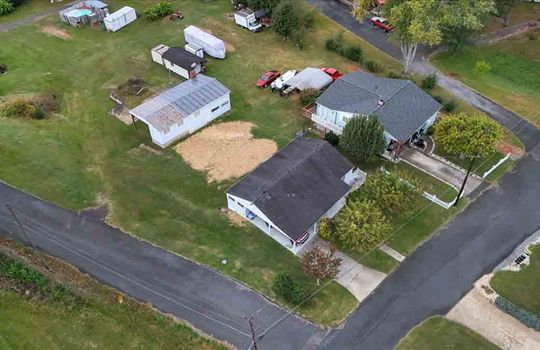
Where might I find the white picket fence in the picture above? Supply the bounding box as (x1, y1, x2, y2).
(482, 153, 511, 179)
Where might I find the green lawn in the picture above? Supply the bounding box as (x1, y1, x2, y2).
(432, 29, 540, 127)
(490, 244, 540, 315)
(357, 248, 399, 274)
(0, 0, 67, 25)
(1, 0, 409, 325)
(0, 251, 227, 350)
(395, 316, 500, 350)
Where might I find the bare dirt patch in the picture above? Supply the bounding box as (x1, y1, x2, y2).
(175, 121, 277, 182)
(495, 141, 525, 159)
(222, 208, 247, 227)
(41, 26, 72, 40)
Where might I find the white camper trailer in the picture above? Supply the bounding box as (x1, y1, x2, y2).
(183, 25, 226, 59)
(104, 6, 137, 32)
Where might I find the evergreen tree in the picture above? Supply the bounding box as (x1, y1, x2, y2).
(339, 116, 386, 163)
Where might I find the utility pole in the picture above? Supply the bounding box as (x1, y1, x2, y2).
(247, 316, 258, 350)
(454, 152, 478, 207)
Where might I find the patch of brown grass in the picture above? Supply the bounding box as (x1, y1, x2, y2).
(41, 26, 72, 40)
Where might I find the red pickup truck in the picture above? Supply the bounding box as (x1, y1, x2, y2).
(370, 17, 394, 33)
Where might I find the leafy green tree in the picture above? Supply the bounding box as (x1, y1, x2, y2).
(351, 0, 373, 23)
(0, 0, 14, 16)
(339, 116, 386, 163)
(384, 0, 495, 71)
(247, 0, 281, 15)
(272, 0, 299, 39)
(353, 171, 420, 216)
(335, 199, 392, 251)
(434, 112, 503, 204)
(302, 245, 342, 285)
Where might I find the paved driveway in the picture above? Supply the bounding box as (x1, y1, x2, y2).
(0, 181, 323, 350)
(400, 147, 483, 196)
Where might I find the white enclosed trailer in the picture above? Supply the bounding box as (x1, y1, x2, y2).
(234, 8, 262, 32)
(104, 6, 137, 32)
(184, 25, 226, 59)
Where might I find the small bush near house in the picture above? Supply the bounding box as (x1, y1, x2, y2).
(299, 88, 320, 106)
(145, 1, 174, 20)
(318, 218, 335, 240)
(365, 60, 381, 73)
(494, 296, 540, 331)
(342, 45, 363, 62)
(387, 71, 406, 79)
(324, 131, 339, 146)
(272, 273, 308, 305)
(473, 60, 491, 75)
(421, 74, 438, 91)
(0, 0, 14, 16)
(325, 32, 344, 52)
(0, 99, 36, 119)
(431, 95, 444, 104)
(442, 100, 457, 112)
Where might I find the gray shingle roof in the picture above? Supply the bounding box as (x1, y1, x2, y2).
(227, 137, 353, 240)
(316, 71, 441, 140)
(130, 75, 230, 133)
(162, 47, 205, 70)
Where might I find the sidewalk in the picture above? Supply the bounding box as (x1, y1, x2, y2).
(400, 147, 483, 196)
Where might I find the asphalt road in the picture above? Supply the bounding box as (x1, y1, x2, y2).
(0, 182, 325, 350)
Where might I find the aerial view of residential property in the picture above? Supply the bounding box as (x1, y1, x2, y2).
(1, 0, 540, 349)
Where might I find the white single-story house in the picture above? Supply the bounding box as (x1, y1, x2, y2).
(130, 75, 231, 148)
(151, 45, 206, 80)
(312, 71, 442, 155)
(226, 137, 366, 254)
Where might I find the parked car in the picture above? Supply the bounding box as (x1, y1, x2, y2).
(320, 67, 343, 81)
(271, 69, 296, 90)
(370, 16, 394, 32)
(256, 70, 280, 88)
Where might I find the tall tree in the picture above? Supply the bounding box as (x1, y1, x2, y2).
(335, 199, 392, 251)
(272, 0, 299, 39)
(302, 245, 342, 285)
(384, 0, 495, 69)
(352, 0, 373, 23)
(339, 115, 386, 163)
(434, 112, 503, 205)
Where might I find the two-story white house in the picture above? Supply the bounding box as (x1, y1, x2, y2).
(130, 75, 230, 148)
(226, 137, 366, 255)
(312, 71, 442, 156)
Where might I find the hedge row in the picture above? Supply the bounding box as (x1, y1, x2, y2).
(494, 296, 540, 331)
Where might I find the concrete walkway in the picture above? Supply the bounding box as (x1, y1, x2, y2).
(379, 244, 405, 263)
(302, 238, 386, 302)
(400, 147, 483, 196)
(447, 275, 540, 350)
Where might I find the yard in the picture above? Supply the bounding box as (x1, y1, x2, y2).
(484, 2, 540, 33)
(0, 0, 409, 325)
(490, 244, 540, 316)
(395, 316, 500, 350)
(0, 242, 228, 350)
(432, 29, 540, 127)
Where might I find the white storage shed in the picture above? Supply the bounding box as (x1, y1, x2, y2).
(151, 44, 206, 80)
(104, 6, 137, 32)
(183, 25, 226, 59)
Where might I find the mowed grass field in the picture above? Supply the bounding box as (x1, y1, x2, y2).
(491, 244, 540, 315)
(395, 317, 500, 350)
(433, 29, 540, 127)
(0, 0, 408, 325)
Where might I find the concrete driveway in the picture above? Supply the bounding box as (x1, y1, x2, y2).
(400, 147, 483, 196)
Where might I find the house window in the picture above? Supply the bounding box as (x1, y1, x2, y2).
(238, 202, 244, 208)
(228, 196, 235, 203)
(211, 106, 219, 112)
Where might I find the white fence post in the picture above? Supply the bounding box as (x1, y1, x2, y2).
(482, 153, 511, 179)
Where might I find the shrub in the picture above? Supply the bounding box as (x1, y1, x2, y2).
(421, 74, 437, 90)
(442, 100, 457, 112)
(145, 1, 174, 20)
(343, 45, 363, 62)
(299, 88, 320, 106)
(495, 296, 540, 331)
(473, 60, 492, 75)
(0, 0, 14, 16)
(365, 60, 380, 73)
(318, 218, 335, 240)
(325, 32, 344, 52)
(527, 32, 537, 41)
(31, 108, 46, 120)
(387, 71, 406, 79)
(0, 63, 6, 75)
(431, 95, 444, 104)
(0, 99, 36, 119)
(272, 273, 307, 304)
(0, 257, 49, 289)
(324, 131, 339, 146)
